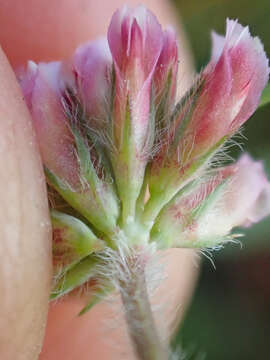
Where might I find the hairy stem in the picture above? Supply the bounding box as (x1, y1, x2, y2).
(119, 253, 169, 360)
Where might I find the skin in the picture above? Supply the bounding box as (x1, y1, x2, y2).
(0, 0, 197, 359)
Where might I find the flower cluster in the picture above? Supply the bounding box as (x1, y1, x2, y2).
(19, 5, 270, 302)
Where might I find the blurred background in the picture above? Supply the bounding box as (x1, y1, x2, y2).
(171, 0, 270, 359)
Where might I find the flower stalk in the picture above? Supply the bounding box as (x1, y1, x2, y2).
(119, 252, 169, 360)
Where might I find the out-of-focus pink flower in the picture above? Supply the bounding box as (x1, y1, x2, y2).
(20, 61, 80, 188)
(20, 60, 119, 235)
(151, 154, 270, 248)
(72, 38, 112, 123)
(219, 154, 270, 228)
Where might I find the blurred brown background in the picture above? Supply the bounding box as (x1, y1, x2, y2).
(171, 0, 270, 359)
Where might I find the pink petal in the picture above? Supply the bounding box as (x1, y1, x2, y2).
(154, 26, 178, 101)
(20, 61, 79, 188)
(108, 5, 163, 86)
(72, 38, 112, 120)
(210, 31, 226, 63)
(226, 22, 270, 130)
(191, 50, 233, 152)
(224, 154, 270, 227)
(173, 19, 269, 160)
(211, 19, 269, 132)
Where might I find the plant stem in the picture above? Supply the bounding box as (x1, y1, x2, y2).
(119, 254, 169, 360)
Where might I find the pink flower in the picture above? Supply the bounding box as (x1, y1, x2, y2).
(108, 5, 163, 97)
(17, 5, 270, 304)
(151, 154, 270, 248)
(108, 5, 163, 137)
(218, 154, 270, 228)
(19, 60, 119, 235)
(191, 19, 270, 155)
(18, 6, 270, 249)
(72, 38, 112, 124)
(107, 5, 164, 220)
(19, 61, 80, 188)
(146, 19, 269, 218)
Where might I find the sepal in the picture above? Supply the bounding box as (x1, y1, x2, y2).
(78, 282, 115, 315)
(51, 210, 105, 272)
(150, 172, 233, 248)
(51, 256, 98, 300)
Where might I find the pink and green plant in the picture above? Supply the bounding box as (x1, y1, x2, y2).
(18, 5, 270, 360)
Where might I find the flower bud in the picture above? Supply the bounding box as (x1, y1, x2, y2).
(107, 5, 163, 222)
(194, 19, 270, 154)
(19, 61, 119, 236)
(20, 61, 80, 188)
(146, 19, 269, 222)
(151, 154, 270, 248)
(220, 154, 270, 228)
(72, 38, 112, 124)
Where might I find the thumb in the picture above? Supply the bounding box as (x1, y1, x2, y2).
(0, 47, 51, 360)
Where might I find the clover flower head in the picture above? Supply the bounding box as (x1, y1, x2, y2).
(18, 4, 270, 320)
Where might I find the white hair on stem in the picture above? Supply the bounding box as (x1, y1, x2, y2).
(88, 237, 173, 359)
